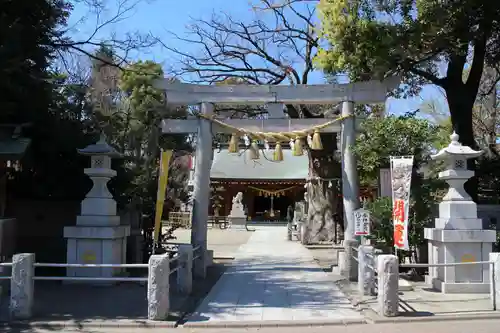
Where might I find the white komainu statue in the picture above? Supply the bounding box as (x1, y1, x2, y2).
(232, 192, 243, 206)
(230, 192, 245, 217)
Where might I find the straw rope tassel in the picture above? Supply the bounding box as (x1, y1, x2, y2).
(310, 129, 323, 150)
(228, 133, 239, 153)
(196, 114, 352, 155)
(293, 137, 304, 156)
(273, 142, 284, 161)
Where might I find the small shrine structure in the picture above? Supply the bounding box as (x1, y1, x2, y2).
(210, 148, 307, 221)
(63, 134, 130, 279)
(425, 132, 496, 293)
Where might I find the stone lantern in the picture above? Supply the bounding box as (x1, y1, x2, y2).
(425, 132, 496, 293)
(63, 134, 130, 280)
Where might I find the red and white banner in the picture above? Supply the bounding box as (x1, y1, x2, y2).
(390, 156, 414, 251)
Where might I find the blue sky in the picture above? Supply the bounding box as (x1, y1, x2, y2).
(68, 0, 449, 117)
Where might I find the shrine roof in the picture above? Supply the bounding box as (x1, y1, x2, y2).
(210, 149, 309, 180)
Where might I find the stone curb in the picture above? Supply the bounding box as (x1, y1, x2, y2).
(181, 318, 367, 328)
(213, 256, 235, 260)
(367, 312, 500, 324)
(0, 320, 178, 328)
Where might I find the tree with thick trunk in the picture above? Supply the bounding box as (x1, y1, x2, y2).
(305, 134, 343, 242)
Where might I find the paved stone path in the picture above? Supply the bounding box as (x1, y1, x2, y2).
(184, 226, 362, 325)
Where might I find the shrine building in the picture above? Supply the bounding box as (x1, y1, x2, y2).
(209, 149, 307, 222)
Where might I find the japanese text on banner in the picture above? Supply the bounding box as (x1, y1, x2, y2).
(390, 156, 414, 251)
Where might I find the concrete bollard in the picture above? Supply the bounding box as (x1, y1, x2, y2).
(147, 253, 170, 320)
(358, 245, 374, 295)
(344, 239, 359, 281)
(300, 223, 308, 245)
(489, 252, 500, 311)
(177, 244, 193, 295)
(377, 254, 399, 317)
(10, 253, 35, 319)
(296, 222, 303, 242)
(369, 252, 379, 296)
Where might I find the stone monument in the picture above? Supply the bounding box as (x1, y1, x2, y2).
(64, 134, 130, 280)
(229, 192, 247, 230)
(424, 132, 496, 293)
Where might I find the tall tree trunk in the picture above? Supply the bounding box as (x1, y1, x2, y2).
(304, 133, 342, 243)
(446, 85, 478, 201)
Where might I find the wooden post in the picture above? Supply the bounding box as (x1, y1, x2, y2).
(191, 102, 213, 279)
(341, 101, 360, 241)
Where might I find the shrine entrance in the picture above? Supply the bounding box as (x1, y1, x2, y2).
(253, 192, 293, 222)
(155, 77, 400, 277)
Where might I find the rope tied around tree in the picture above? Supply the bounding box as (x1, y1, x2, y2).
(197, 113, 353, 161)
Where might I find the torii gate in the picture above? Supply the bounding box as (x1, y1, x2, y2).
(154, 77, 400, 277)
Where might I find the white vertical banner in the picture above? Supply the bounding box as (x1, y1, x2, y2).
(390, 156, 414, 251)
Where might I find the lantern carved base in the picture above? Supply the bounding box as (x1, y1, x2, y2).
(424, 133, 496, 294)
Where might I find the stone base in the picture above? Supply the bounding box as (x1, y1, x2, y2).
(64, 224, 130, 282)
(229, 216, 247, 230)
(398, 279, 414, 291)
(425, 276, 490, 293)
(425, 227, 495, 294)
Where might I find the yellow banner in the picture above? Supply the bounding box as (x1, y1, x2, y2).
(153, 150, 173, 246)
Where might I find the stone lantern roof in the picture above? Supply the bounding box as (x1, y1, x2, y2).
(430, 132, 483, 161)
(77, 133, 122, 158)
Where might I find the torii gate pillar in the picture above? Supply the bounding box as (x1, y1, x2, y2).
(341, 101, 359, 241)
(190, 102, 213, 278)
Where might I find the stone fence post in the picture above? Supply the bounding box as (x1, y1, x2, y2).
(193, 248, 207, 279)
(287, 222, 293, 241)
(343, 239, 359, 281)
(147, 253, 170, 320)
(377, 254, 399, 317)
(10, 253, 35, 320)
(177, 244, 193, 295)
(490, 253, 500, 310)
(358, 245, 373, 295)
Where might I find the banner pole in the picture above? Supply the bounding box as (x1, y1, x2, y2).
(153, 150, 173, 253)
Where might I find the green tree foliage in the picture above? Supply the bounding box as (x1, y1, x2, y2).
(354, 114, 440, 186)
(2, 0, 97, 200)
(316, 0, 500, 152)
(357, 115, 446, 260)
(0, 0, 72, 123)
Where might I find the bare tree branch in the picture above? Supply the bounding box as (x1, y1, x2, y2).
(158, 0, 324, 118)
(52, 0, 157, 76)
